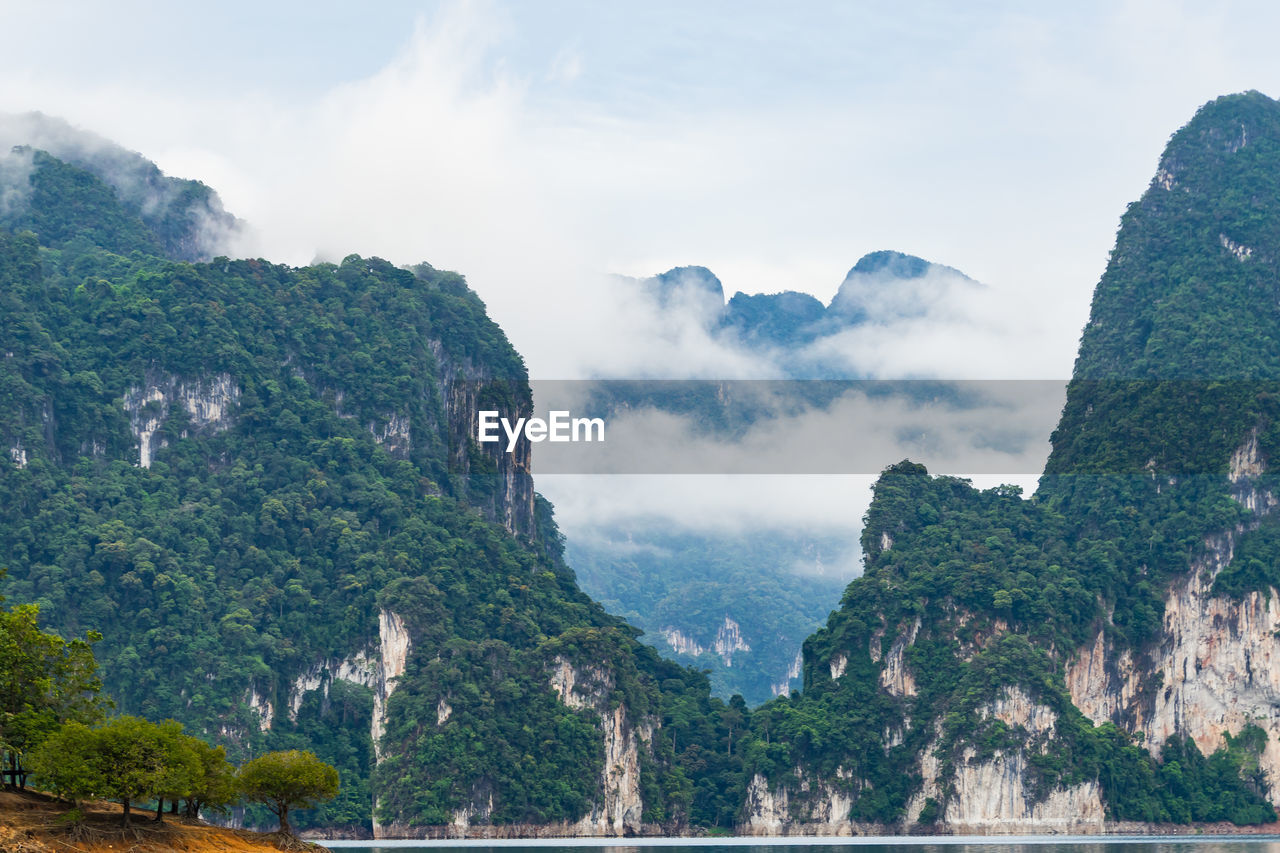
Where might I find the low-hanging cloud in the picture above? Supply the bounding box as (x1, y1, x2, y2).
(0, 111, 241, 260)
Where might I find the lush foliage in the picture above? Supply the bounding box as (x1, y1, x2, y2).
(29, 716, 202, 826)
(0, 588, 104, 784)
(7, 95, 1280, 835)
(568, 528, 851, 704)
(0, 149, 745, 832)
(239, 748, 340, 835)
(736, 463, 1275, 824)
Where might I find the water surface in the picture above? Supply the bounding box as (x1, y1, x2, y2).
(323, 839, 1280, 853)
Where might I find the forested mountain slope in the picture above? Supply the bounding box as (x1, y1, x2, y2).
(0, 141, 746, 837)
(735, 90, 1280, 833)
(10, 91, 1280, 838)
(571, 254, 979, 705)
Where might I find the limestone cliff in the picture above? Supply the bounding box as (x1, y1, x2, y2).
(546, 657, 652, 836)
(428, 338, 535, 538)
(903, 689, 1104, 834)
(122, 372, 238, 467)
(424, 656, 657, 839)
(741, 768, 857, 836)
(1068, 432, 1280, 792)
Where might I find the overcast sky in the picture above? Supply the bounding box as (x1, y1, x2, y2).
(3, 0, 1279, 537)
(6, 1, 1280, 377)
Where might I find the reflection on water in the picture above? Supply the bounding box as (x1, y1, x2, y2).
(323, 841, 1280, 853)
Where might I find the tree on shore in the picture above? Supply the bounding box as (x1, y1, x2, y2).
(238, 750, 339, 837)
(0, 589, 105, 788)
(183, 738, 239, 819)
(28, 715, 203, 827)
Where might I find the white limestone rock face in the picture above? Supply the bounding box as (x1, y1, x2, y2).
(740, 768, 858, 836)
(370, 412, 411, 458)
(713, 616, 750, 666)
(1220, 233, 1254, 261)
(247, 686, 273, 733)
(276, 609, 409, 839)
(659, 627, 705, 657)
(772, 650, 803, 697)
(544, 656, 652, 836)
(1067, 431, 1280, 798)
(122, 372, 238, 467)
(278, 609, 409, 759)
(374, 610, 412, 753)
(905, 688, 1104, 834)
(879, 617, 920, 697)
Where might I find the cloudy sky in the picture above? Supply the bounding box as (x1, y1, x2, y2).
(3, 0, 1279, 535)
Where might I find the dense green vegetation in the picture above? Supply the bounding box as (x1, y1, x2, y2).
(568, 528, 851, 704)
(0, 148, 749, 833)
(1, 589, 333, 832)
(7, 91, 1280, 835)
(723, 92, 1280, 827)
(1041, 91, 1280, 641)
(737, 463, 1275, 824)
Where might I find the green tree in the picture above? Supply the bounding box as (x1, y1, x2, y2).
(183, 737, 239, 819)
(73, 716, 178, 827)
(150, 720, 201, 823)
(238, 749, 339, 836)
(26, 721, 102, 805)
(0, 590, 105, 787)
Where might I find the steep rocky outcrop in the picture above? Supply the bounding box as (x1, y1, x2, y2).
(423, 656, 657, 839)
(738, 93, 1280, 834)
(905, 689, 1104, 834)
(122, 372, 238, 467)
(269, 609, 410, 764)
(428, 338, 535, 538)
(546, 657, 652, 836)
(741, 768, 857, 836)
(1068, 433, 1280, 791)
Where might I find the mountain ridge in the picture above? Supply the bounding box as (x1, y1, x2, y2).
(7, 91, 1280, 837)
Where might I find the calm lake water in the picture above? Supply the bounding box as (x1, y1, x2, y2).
(322, 839, 1280, 853)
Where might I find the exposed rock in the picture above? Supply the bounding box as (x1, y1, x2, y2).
(830, 652, 847, 681)
(1069, 431, 1280, 795)
(247, 686, 273, 733)
(868, 624, 886, 663)
(429, 339, 535, 538)
(451, 794, 494, 832)
(277, 610, 409, 760)
(122, 372, 238, 467)
(772, 650, 803, 697)
(1220, 233, 1255, 261)
(880, 617, 921, 697)
(373, 610, 411, 755)
(713, 616, 750, 666)
(659, 627, 705, 657)
(544, 656, 652, 836)
(370, 412, 411, 459)
(906, 689, 1104, 833)
(740, 767, 856, 836)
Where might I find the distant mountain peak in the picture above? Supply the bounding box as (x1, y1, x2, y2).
(1070, 89, 1280, 382)
(0, 111, 241, 261)
(845, 250, 975, 281)
(848, 250, 933, 279)
(828, 250, 980, 323)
